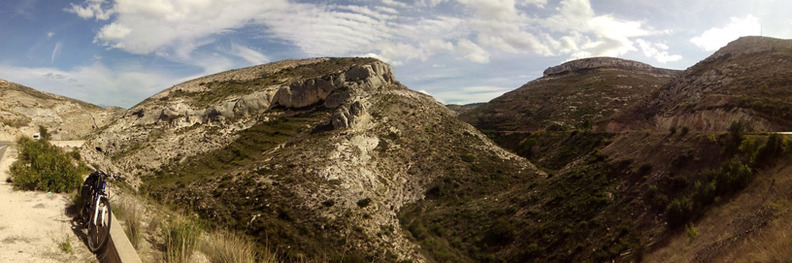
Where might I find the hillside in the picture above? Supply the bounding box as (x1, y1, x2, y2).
(608, 36, 792, 132)
(81, 57, 539, 262)
(0, 78, 123, 140)
(459, 57, 679, 134)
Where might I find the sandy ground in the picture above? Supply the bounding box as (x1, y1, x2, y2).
(0, 144, 95, 262)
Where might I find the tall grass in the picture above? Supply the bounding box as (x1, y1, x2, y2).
(113, 200, 142, 249)
(200, 231, 279, 263)
(164, 219, 202, 263)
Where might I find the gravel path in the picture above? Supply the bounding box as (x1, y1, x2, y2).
(0, 144, 95, 262)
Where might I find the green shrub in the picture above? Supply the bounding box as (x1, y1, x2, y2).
(357, 197, 372, 208)
(754, 133, 785, 167)
(38, 125, 51, 141)
(666, 198, 693, 228)
(9, 136, 83, 193)
(684, 223, 698, 239)
(728, 121, 745, 147)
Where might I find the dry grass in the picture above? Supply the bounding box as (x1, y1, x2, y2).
(113, 200, 143, 249)
(200, 231, 279, 263)
(164, 218, 202, 263)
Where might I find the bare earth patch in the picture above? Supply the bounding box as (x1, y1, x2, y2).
(0, 144, 94, 262)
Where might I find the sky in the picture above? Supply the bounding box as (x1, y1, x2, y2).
(1, 0, 791, 108)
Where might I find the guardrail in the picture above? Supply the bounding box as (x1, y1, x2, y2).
(98, 212, 142, 263)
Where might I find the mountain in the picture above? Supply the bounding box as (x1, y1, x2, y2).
(608, 36, 792, 132)
(446, 102, 484, 116)
(81, 57, 539, 262)
(0, 78, 123, 140)
(459, 57, 679, 134)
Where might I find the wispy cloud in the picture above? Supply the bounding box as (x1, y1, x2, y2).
(0, 63, 181, 108)
(66, 0, 672, 68)
(50, 42, 62, 64)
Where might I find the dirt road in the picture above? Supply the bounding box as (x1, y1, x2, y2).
(0, 143, 95, 262)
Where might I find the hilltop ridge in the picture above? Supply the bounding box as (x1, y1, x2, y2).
(459, 57, 678, 134)
(0, 78, 123, 140)
(608, 36, 792, 131)
(543, 57, 680, 77)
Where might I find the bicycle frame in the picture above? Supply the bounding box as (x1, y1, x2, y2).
(92, 194, 108, 226)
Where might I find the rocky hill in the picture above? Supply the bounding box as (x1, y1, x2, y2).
(608, 36, 792, 132)
(446, 102, 484, 116)
(459, 57, 679, 134)
(82, 57, 539, 262)
(0, 79, 123, 140)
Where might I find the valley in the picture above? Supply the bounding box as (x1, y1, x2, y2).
(1, 36, 791, 262)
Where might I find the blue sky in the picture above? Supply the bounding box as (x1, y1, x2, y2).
(1, 0, 791, 108)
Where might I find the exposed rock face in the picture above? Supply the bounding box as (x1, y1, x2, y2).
(87, 58, 398, 176)
(0, 79, 122, 141)
(83, 57, 537, 262)
(543, 57, 680, 77)
(608, 36, 792, 132)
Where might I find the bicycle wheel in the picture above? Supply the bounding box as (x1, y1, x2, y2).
(87, 198, 112, 253)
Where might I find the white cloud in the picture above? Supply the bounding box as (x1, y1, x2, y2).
(691, 15, 761, 51)
(50, 42, 63, 64)
(432, 85, 511, 104)
(0, 63, 179, 108)
(65, 0, 114, 20)
(47, 32, 54, 38)
(457, 39, 490, 63)
(65, 0, 674, 75)
(541, 0, 665, 59)
(230, 44, 269, 66)
(636, 39, 681, 63)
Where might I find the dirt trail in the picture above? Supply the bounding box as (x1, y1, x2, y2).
(0, 144, 94, 262)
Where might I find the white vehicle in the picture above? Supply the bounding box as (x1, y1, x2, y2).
(32, 133, 41, 140)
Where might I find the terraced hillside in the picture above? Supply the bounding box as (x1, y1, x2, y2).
(82, 57, 538, 262)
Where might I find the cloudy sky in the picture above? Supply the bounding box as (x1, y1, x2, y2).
(1, 0, 790, 108)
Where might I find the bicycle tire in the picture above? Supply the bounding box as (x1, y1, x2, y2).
(87, 197, 112, 253)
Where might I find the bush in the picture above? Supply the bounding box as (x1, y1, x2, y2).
(728, 121, 745, 147)
(685, 223, 698, 239)
(9, 136, 84, 193)
(754, 133, 785, 167)
(666, 198, 693, 228)
(357, 197, 372, 208)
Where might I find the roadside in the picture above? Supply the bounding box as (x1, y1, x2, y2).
(0, 142, 95, 262)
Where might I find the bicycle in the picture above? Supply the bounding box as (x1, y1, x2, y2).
(80, 170, 123, 253)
